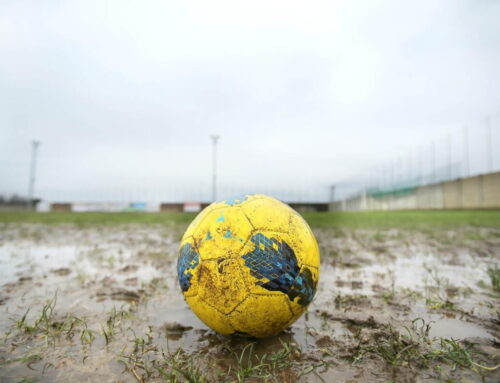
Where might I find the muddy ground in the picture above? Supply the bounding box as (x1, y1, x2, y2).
(0, 223, 499, 382)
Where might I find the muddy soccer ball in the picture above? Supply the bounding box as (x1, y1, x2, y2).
(177, 194, 320, 338)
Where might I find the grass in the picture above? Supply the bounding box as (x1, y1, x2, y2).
(161, 350, 208, 383)
(0, 211, 197, 226)
(117, 338, 315, 383)
(12, 296, 88, 347)
(350, 323, 422, 367)
(487, 267, 500, 292)
(230, 343, 267, 382)
(227, 341, 305, 382)
(101, 307, 131, 346)
(349, 320, 499, 375)
(1, 210, 500, 229)
(428, 338, 500, 373)
(303, 210, 500, 229)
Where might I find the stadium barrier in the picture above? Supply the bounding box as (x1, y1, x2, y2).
(332, 171, 500, 211)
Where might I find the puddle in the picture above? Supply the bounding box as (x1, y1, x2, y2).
(428, 318, 495, 340)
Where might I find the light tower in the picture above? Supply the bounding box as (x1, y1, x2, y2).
(27, 140, 40, 210)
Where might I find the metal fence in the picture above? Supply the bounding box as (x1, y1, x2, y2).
(333, 113, 500, 202)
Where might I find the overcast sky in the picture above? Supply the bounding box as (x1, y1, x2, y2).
(1, 0, 499, 201)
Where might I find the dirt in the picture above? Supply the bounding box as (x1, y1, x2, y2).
(0, 223, 499, 382)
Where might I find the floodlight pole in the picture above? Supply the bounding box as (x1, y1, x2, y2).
(27, 140, 40, 210)
(329, 185, 336, 202)
(210, 135, 220, 202)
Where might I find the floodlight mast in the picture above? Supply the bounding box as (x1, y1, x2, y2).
(210, 135, 220, 202)
(27, 140, 40, 211)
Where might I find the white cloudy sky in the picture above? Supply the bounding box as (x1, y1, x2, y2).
(1, 0, 499, 201)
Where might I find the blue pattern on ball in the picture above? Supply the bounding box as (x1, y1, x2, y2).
(242, 233, 316, 305)
(177, 243, 200, 292)
(223, 195, 248, 206)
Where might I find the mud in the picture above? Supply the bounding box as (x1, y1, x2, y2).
(0, 223, 499, 382)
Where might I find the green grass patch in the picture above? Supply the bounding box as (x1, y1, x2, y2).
(302, 210, 500, 229)
(487, 267, 500, 292)
(0, 211, 197, 227)
(0, 210, 499, 229)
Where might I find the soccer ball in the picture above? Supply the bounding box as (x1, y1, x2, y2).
(177, 194, 320, 338)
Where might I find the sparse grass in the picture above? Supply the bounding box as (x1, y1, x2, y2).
(120, 345, 211, 382)
(17, 351, 42, 369)
(350, 323, 422, 367)
(230, 343, 268, 382)
(487, 267, 500, 292)
(422, 265, 457, 310)
(425, 298, 455, 311)
(12, 296, 86, 345)
(16, 377, 37, 383)
(156, 349, 208, 383)
(117, 339, 314, 383)
(80, 327, 95, 346)
(101, 307, 131, 345)
(228, 341, 306, 382)
(428, 338, 499, 373)
(348, 319, 499, 376)
(382, 269, 397, 303)
(1, 210, 500, 229)
(224, 340, 313, 382)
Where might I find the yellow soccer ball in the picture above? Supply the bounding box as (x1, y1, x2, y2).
(177, 194, 320, 338)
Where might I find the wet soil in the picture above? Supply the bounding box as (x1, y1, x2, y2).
(0, 223, 499, 382)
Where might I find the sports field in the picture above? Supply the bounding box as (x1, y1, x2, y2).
(0, 211, 499, 382)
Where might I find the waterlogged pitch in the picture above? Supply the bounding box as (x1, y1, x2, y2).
(1, 212, 499, 382)
(177, 194, 320, 337)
